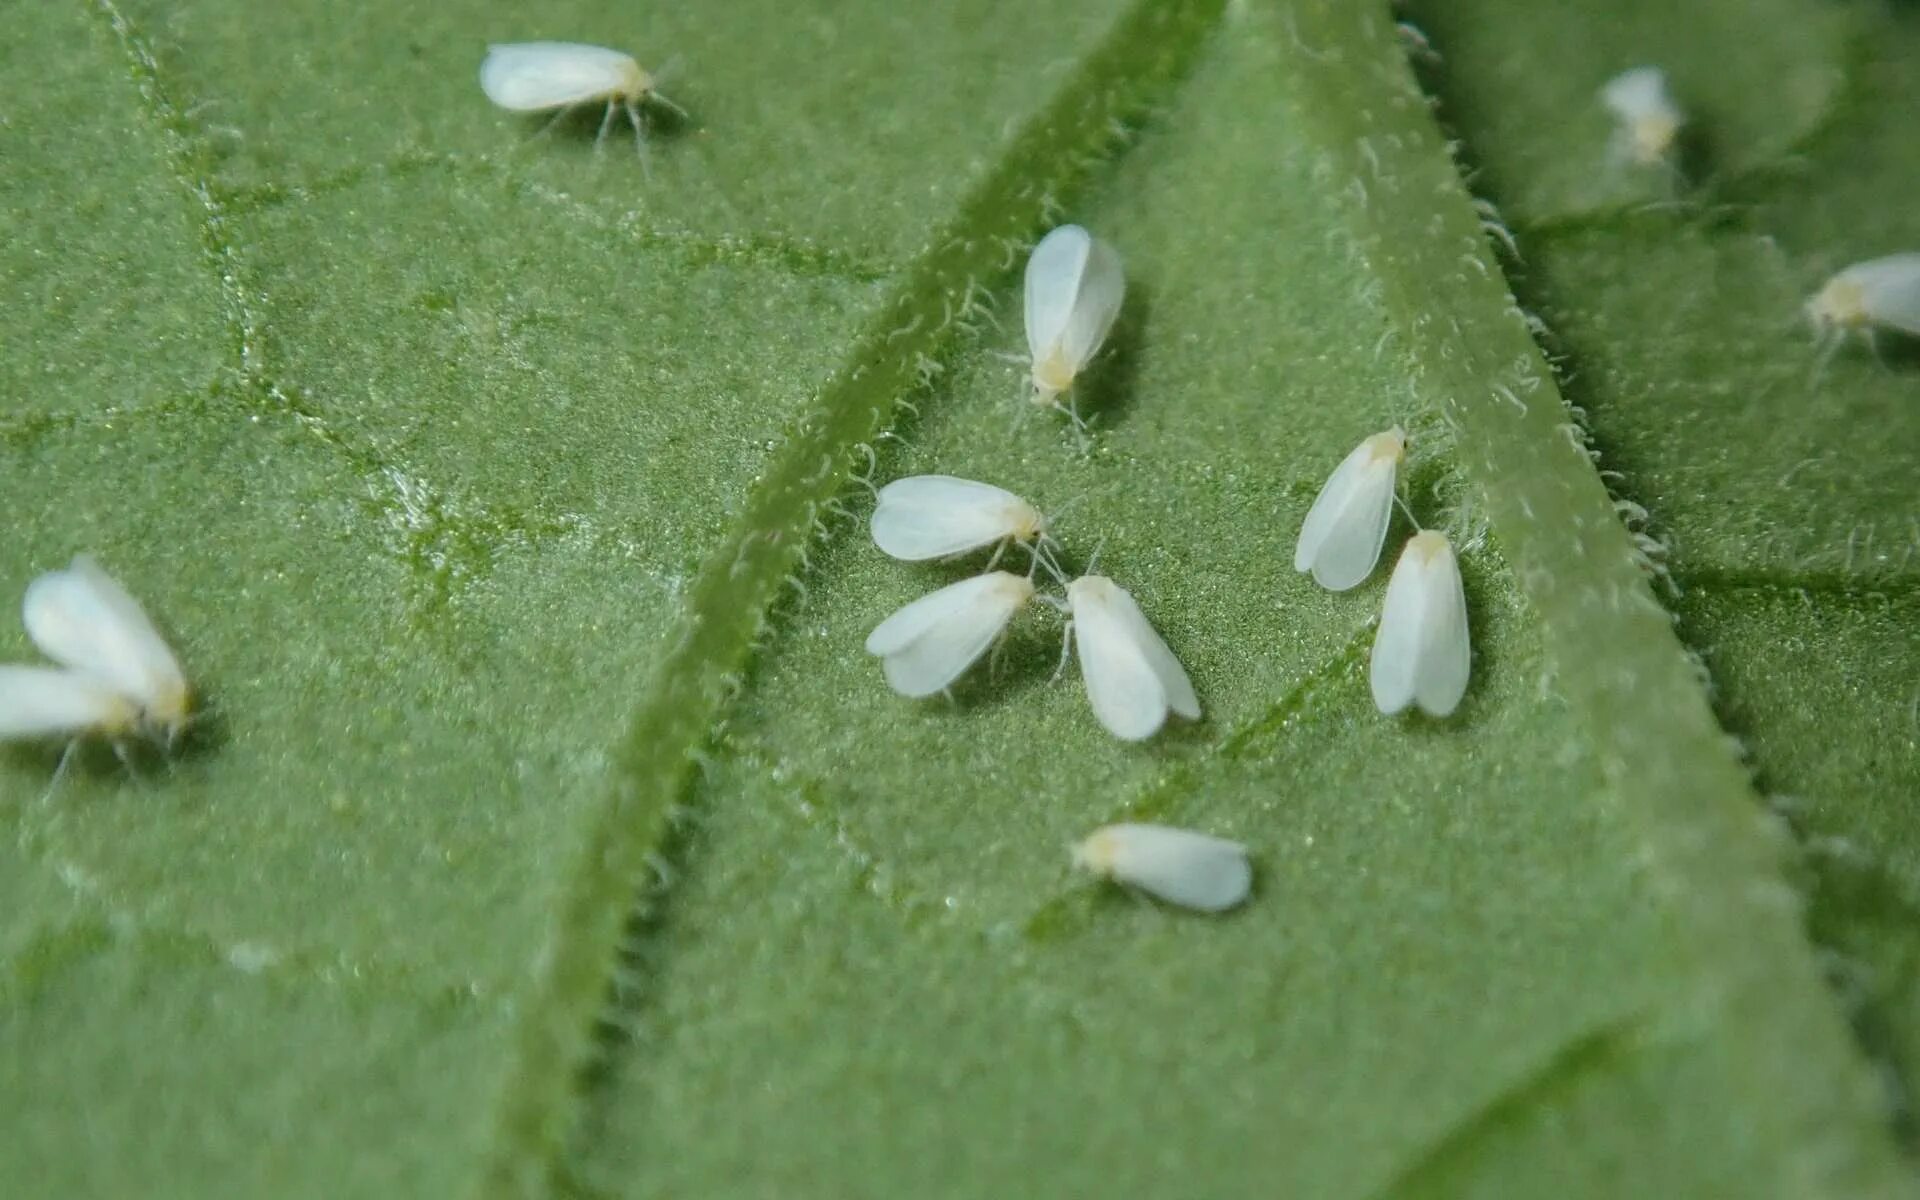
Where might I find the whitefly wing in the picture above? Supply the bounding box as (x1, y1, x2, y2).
(1071, 577, 1194, 740)
(1370, 533, 1469, 717)
(1072, 584, 1166, 740)
(863, 579, 970, 658)
(1024, 225, 1093, 363)
(24, 556, 184, 710)
(1410, 536, 1471, 717)
(870, 476, 1038, 561)
(1295, 435, 1399, 591)
(0, 666, 133, 740)
(1600, 66, 1671, 121)
(1097, 579, 1198, 719)
(1846, 253, 1920, 335)
(1055, 235, 1125, 373)
(481, 42, 637, 111)
(1100, 824, 1251, 912)
(865, 572, 1031, 698)
(1370, 539, 1430, 715)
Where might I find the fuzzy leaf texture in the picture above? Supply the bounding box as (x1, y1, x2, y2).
(2, 1, 1917, 1197)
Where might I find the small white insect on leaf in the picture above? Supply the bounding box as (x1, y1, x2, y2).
(1064, 575, 1199, 742)
(1072, 823, 1251, 912)
(0, 666, 142, 745)
(1024, 224, 1126, 428)
(1294, 426, 1407, 592)
(1805, 254, 1920, 365)
(1370, 531, 1471, 718)
(479, 42, 686, 158)
(23, 555, 191, 745)
(869, 475, 1055, 572)
(864, 571, 1036, 698)
(1599, 66, 1683, 169)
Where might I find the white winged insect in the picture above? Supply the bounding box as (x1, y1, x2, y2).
(1805, 254, 1920, 367)
(1062, 575, 1199, 741)
(865, 571, 1036, 698)
(1294, 426, 1407, 591)
(479, 42, 686, 158)
(1599, 66, 1683, 169)
(1023, 224, 1125, 429)
(869, 475, 1057, 572)
(0, 667, 142, 748)
(1370, 531, 1471, 718)
(23, 555, 192, 745)
(1072, 823, 1251, 912)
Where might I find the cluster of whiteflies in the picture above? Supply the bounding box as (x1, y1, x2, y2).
(863, 475, 1251, 912)
(863, 475, 1199, 743)
(858, 226, 1255, 912)
(0, 556, 192, 782)
(1294, 428, 1470, 719)
(14, 51, 1904, 929)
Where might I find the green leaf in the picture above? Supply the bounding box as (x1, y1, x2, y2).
(3, 0, 1917, 1198)
(1409, 0, 1920, 1174)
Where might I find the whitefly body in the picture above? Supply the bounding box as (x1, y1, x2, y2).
(1294, 426, 1407, 592)
(1599, 66, 1682, 167)
(1065, 575, 1199, 742)
(1073, 823, 1251, 912)
(479, 42, 683, 154)
(865, 571, 1035, 698)
(1024, 225, 1125, 417)
(1806, 254, 1920, 356)
(870, 475, 1050, 568)
(23, 555, 190, 743)
(1370, 531, 1471, 718)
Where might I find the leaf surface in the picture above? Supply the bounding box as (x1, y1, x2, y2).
(3, 1, 1917, 1197)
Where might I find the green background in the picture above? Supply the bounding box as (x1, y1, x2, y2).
(2, 0, 1918, 1196)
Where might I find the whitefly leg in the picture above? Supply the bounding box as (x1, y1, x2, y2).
(624, 98, 653, 176)
(1063, 392, 1093, 451)
(41, 737, 82, 803)
(111, 738, 146, 785)
(1027, 533, 1072, 587)
(530, 103, 577, 142)
(1865, 326, 1890, 372)
(594, 98, 620, 151)
(1007, 394, 1034, 438)
(1050, 617, 1076, 685)
(1810, 325, 1845, 388)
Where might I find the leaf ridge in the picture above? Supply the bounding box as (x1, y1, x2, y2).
(1286, 1, 1914, 1191)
